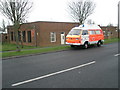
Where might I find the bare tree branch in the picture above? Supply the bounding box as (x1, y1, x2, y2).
(0, 0, 33, 51)
(67, 0, 96, 25)
(2, 19, 6, 32)
(0, 0, 33, 24)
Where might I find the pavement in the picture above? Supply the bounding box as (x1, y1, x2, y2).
(2, 42, 119, 88)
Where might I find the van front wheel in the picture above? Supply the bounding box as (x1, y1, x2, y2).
(83, 43, 88, 49)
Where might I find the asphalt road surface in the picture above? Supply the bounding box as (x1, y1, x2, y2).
(2, 42, 118, 88)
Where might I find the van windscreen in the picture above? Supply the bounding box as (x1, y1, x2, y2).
(68, 29, 81, 35)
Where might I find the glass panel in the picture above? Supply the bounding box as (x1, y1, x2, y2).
(28, 31, 31, 43)
(68, 29, 81, 35)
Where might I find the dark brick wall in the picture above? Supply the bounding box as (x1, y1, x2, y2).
(38, 22, 78, 47)
(7, 21, 79, 47)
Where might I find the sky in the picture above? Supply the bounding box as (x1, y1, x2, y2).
(0, 0, 120, 26)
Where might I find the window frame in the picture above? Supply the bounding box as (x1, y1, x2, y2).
(50, 32, 56, 42)
(10, 32, 14, 41)
(22, 31, 26, 42)
(27, 31, 32, 43)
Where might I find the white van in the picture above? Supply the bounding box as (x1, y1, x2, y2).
(66, 24, 104, 48)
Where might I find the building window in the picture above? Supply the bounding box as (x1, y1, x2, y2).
(103, 31, 106, 36)
(111, 32, 113, 35)
(22, 31, 26, 42)
(11, 32, 13, 41)
(5, 36, 7, 39)
(14, 32, 16, 41)
(27, 31, 31, 43)
(18, 31, 21, 41)
(50, 32, 56, 42)
(61, 32, 65, 34)
(107, 31, 110, 36)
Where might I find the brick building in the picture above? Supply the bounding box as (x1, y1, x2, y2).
(2, 33, 8, 42)
(0, 32, 8, 43)
(7, 21, 118, 47)
(101, 26, 118, 39)
(7, 21, 79, 47)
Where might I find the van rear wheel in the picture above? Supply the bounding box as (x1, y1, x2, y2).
(97, 41, 101, 47)
(71, 45, 75, 48)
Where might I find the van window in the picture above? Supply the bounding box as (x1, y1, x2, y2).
(82, 30, 88, 35)
(68, 29, 81, 35)
(96, 30, 101, 34)
(89, 30, 95, 35)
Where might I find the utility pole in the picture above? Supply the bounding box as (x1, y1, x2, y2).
(118, 1, 120, 55)
(118, 1, 120, 38)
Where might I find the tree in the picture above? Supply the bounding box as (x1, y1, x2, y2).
(0, 0, 33, 51)
(0, 20, 10, 33)
(87, 19, 95, 24)
(0, 27, 3, 32)
(67, 0, 96, 25)
(1, 19, 6, 33)
(107, 23, 113, 27)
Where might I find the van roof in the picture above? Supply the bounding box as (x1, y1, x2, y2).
(73, 24, 101, 30)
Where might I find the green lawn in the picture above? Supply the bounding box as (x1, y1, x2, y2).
(0, 43, 2, 51)
(2, 45, 70, 58)
(104, 38, 119, 44)
(1, 38, 119, 58)
(1, 42, 39, 51)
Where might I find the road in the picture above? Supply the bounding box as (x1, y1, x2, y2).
(2, 42, 118, 88)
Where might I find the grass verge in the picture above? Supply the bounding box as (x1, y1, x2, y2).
(104, 38, 119, 44)
(1, 38, 120, 58)
(1, 42, 39, 51)
(2, 45, 70, 58)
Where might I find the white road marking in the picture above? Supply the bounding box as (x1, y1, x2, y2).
(12, 61, 96, 87)
(114, 53, 120, 57)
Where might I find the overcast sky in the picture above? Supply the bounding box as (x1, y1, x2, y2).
(0, 0, 120, 26)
